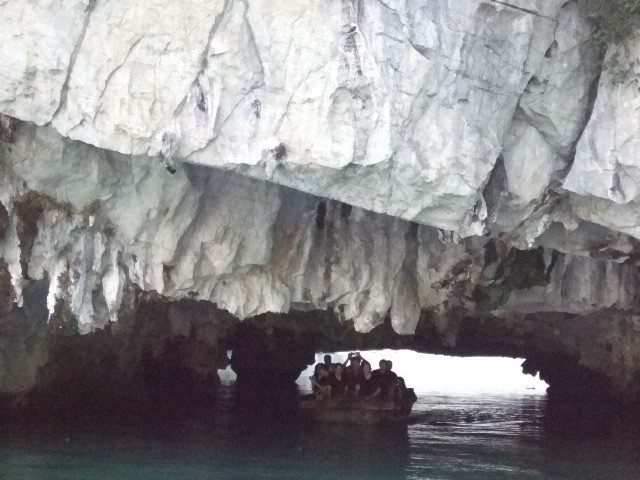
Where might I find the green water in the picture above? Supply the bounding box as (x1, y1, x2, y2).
(1, 392, 639, 479)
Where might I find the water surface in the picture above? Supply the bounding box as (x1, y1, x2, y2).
(1, 391, 639, 480)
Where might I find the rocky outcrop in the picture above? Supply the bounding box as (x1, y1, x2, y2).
(3, 123, 639, 330)
(563, 29, 640, 238)
(2, 1, 640, 407)
(1, 0, 600, 233)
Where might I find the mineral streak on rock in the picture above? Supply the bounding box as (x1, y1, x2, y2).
(2, 1, 640, 406)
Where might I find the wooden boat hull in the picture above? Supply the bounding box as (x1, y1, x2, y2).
(299, 399, 414, 424)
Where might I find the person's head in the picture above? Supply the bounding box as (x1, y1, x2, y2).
(396, 377, 406, 389)
(335, 364, 344, 376)
(386, 360, 393, 371)
(324, 354, 332, 365)
(379, 359, 388, 372)
(349, 353, 361, 366)
(362, 361, 372, 375)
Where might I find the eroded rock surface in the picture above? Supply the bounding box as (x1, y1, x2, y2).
(563, 29, 640, 239)
(0, 0, 600, 233)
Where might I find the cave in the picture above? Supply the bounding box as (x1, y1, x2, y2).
(2, 140, 640, 423)
(2, 158, 640, 427)
(0, 272, 637, 430)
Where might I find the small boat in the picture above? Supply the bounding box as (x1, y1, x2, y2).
(299, 397, 416, 424)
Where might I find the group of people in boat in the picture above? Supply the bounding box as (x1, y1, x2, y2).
(309, 352, 416, 411)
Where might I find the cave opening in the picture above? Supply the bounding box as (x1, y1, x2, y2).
(297, 351, 548, 395)
(0, 291, 632, 432)
(219, 350, 548, 395)
(216, 348, 549, 425)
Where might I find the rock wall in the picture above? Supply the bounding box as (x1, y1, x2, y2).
(2, 1, 640, 405)
(1, 0, 600, 233)
(3, 123, 639, 331)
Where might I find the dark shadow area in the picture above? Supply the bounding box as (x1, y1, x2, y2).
(1, 280, 639, 444)
(0, 390, 413, 480)
(0, 295, 237, 435)
(230, 379, 302, 426)
(543, 395, 640, 437)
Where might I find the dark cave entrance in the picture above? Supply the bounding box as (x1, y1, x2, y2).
(0, 291, 634, 431)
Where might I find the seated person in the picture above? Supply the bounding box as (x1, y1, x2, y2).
(343, 351, 362, 369)
(314, 354, 335, 375)
(393, 377, 417, 414)
(372, 359, 387, 381)
(324, 354, 337, 373)
(329, 363, 349, 398)
(372, 359, 398, 400)
(385, 360, 398, 381)
(309, 364, 332, 401)
(355, 361, 381, 401)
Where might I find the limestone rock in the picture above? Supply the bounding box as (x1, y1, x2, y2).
(486, 1, 600, 235)
(562, 30, 640, 241)
(565, 31, 640, 206)
(0, 0, 600, 233)
(0, 0, 91, 125)
(2, 124, 638, 336)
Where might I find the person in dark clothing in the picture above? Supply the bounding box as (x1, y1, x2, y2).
(372, 359, 397, 399)
(384, 360, 398, 396)
(323, 354, 337, 374)
(385, 360, 398, 380)
(356, 361, 381, 400)
(393, 377, 417, 414)
(329, 363, 349, 398)
(310, 364, 331, 401)
(392, 376, 405, 400)
(372, 359, 387, 380)
(343, 352, 364, 395)
(314, 355, 335, 376)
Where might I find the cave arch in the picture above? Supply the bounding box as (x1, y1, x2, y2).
(1, 290, 639, 429)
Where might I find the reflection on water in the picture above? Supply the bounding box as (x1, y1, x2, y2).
(1, 390, 640, 480)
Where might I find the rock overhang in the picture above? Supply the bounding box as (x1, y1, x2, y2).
(0, 0, 601, 233)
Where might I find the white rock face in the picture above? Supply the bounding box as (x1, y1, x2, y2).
(0, 0, 599, 233)
(565, 32, 640, 204)
(3, 124, 639, 337)
(52, 0, 227, 156)
(485, 1, 600, 236)
(562, 30, 640, 240)
(0, 0, 91, 124)
(0, 0, 636, 330)
(187, 0, 595, 233)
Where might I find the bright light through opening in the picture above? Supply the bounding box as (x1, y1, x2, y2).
(218, 349, 548, 394)
(297, 350, 548, 394)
